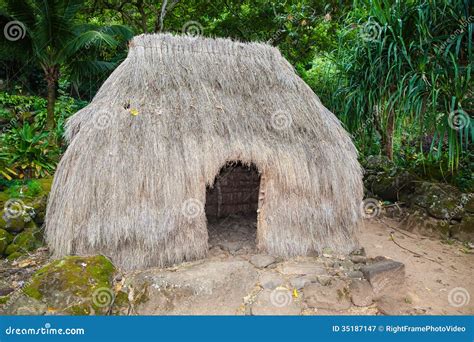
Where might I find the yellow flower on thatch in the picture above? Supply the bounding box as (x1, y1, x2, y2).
(293, 288, 299, 298)
(130, 108, 139, 116)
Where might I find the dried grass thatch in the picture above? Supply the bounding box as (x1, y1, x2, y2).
(45, 33, 363, 270)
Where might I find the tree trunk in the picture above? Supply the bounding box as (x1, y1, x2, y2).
(384, 109, 395, 160)
(44, 65, 59, 132)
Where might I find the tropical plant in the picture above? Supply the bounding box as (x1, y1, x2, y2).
(2, 122, 59, 178)
(1, 0, 132, 131)
(334, 0, 472, 171)
(0, 151, 17, 180)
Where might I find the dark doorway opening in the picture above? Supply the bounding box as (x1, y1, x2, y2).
(206, 161, 260, 254)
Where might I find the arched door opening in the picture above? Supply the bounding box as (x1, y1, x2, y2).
(205, 161, 260, 254)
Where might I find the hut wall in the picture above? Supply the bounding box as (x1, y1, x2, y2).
(206, 164, 260, 217)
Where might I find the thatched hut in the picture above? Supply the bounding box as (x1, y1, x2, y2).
(45, 33, 363, 270)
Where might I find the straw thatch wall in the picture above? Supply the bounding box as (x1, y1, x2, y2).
(45, 33, 363, 270)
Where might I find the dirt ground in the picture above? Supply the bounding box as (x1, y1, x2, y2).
(1, 217, 473, 315)
(206, 215, 474, 314)
(360, 218, 474, 315)
(127, 217, 473, 315)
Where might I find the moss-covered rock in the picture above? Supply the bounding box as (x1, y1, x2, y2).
(0, 192, 9, 208)
(6, 251, 23, 261)
(365, 171, 417, 202)
(410, 182, 464, 220)
(3, 228, 43, 259)
(4, 243, 19, 255)
(450, 215, 474, 242)
(36, 177, 53, 192)
(0, 178, 52, 229)
(363, 155, 418, 202)
(22, 255, 117, 315)
(401, 209, 450, 238)
(23, 178, 51, 225)
(0, 229, 13, 254)
(464, 196, 474, 214)
(30, 195, 48, 225)
(13, 228, 43, 248)
(363, 155, 394, 173)
(1, 208, 35, 233)
(1, 210, 25, 232)
(0, 295, 8, 305)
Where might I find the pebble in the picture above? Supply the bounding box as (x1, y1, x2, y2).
(259, 273, 284, 289)
(290, 275, 316, 290)
(250, 255, 276, 269)
(350, 255, 367, 264)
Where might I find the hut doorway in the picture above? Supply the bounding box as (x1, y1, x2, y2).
(206, 161, 260, 254)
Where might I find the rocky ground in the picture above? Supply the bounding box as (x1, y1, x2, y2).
(1, 215, 472, 316)
(1, 162, 473, 316)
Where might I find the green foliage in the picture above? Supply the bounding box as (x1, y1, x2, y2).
(85, 0, 347, 65)
(0, 0, 471, 188)
(0, 0, 132, 123)
(1, 0, 132, 69)
(0, 151, 17, 181)
(0, 92, 87, 138)
(0, 93, 47, 115)
(0, 92, 88, 180)
(313, 0, 472, 174)
(6, 179, 42, 198)
(1, 122, 59, 178)
(299, 55, 345, 115)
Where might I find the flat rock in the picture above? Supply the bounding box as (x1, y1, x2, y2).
(219, 241, 244, 253)
(250, 255, 276, 269)
(290, 275, 317, 290)
(251, 289, 301, 315)
(303, 280, 351, 311)
(0, 279, 14, 297)
(259, 273, 284, 289)
(348, 271, 364, 279)
(349, 280, 374, 307)
(1, 294, 47, 315)
(376, 295, 412, 315)
(351, 247, 366, 256)
(360, 260, 405, 294)
(317, 275, 333, 286)
(350, 256, 368, 264)
(208, 246, 225, 257)
(279, 261, 326, 276)
(131, 260, 258, 315)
